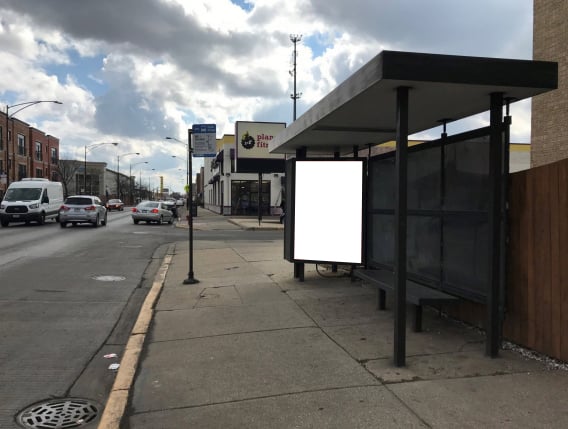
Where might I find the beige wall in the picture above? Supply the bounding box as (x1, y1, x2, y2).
(531, 0, 568, 167)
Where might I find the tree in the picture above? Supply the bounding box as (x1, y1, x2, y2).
(55, 159, 82, 197)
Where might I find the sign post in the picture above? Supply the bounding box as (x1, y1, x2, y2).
(183, 124, 216, 285)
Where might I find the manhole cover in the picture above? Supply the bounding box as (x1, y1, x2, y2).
(17, 398, 100, 428)
(92, 275, 126, 282)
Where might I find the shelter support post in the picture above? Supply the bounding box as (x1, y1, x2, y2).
(394, 86, 409, 367)
(487, 92, 504, 357)
(294, 146, 307, 282)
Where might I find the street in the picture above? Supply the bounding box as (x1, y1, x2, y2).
(0, 209, 282, 428)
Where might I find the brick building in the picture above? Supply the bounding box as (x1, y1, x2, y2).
(0, 112, 60, 197)
(531, 0, 568, 167)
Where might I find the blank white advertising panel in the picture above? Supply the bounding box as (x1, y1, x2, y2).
(294, 160, 363, 264)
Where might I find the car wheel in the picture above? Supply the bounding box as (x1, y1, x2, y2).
(38, 212, 46, 225)
(93, 215, 99, 228)
(1, 219, 9, 227)
(60, 222, 67, 228)
(101, 214, 107, 226)
(168, 216, 173, 225)
(158, 216, 163, 225)
(133, 219, 139, 224)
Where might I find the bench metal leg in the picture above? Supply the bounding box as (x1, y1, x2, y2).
(294, 262, 304, 282)
(413, 305, 423, 332)
(377, 288, 386, 310)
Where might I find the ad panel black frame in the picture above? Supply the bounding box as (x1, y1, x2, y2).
(285, 158, 367, 265)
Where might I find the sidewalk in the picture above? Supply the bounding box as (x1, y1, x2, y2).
(104, 209, 568, 428)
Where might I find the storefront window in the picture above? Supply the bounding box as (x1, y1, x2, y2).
(231, 180, 270, 215)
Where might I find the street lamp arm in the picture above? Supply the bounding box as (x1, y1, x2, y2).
(84, 142, 119, 195)
(86, 142, 118, 153)
(8, 100, 63, 118)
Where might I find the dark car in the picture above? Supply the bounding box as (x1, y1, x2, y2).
(106, 199, 124, 211)
(162, 200, 178, 219)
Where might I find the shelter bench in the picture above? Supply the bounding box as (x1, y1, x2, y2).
(352, 268, 459, 332)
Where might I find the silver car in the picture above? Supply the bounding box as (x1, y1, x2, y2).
(131, 201, 174, 225)
(59, 195, 108, 228)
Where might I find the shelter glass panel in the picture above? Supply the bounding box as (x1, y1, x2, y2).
(442, 214, 489, 301)
(444, 137, 490, 212)
(408, 146, 441, 211)
(407, 215, 441, 284)
(368, 213, 394, 269)
(369, 156, 395, 210)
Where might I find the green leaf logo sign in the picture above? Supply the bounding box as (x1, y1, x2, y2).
(241, 131, 255, 149)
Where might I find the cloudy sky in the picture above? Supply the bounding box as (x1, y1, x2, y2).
(0, 0, 533, 193)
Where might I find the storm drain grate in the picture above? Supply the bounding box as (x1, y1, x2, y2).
(16, 398, 100, 429)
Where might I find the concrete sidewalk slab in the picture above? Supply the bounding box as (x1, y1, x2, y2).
(150, 301, 315, 341)
(131, 328, 379, 413)
(390, 371, 568, 428)
(129, 386, 427, 429)
(366, 347, 547, 383)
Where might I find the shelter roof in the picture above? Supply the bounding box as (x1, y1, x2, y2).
(269, 50, 557, 155)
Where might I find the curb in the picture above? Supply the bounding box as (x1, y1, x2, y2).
(96, 251, 173, 429)
(227, 219, 284, 230)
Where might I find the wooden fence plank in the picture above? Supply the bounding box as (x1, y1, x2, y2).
(505, 172, 526, 343)
(526, 168, 538, 350)
(549, 163, 561, 358)
(559, 162, 568, 361)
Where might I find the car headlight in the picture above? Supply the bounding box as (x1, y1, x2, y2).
(29, 203, 39, 209)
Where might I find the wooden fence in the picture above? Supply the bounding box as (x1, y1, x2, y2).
(504, 157, 568, 361)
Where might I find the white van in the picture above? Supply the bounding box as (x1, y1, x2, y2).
(0, 178, 64, 227)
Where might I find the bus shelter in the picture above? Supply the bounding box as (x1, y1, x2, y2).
(269, 50, 557, 366)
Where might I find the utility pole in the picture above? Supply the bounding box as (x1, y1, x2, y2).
(290, 34, 302, 121)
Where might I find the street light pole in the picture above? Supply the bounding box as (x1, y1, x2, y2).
(4, 100, 62, 186)
(165, 137, 189, 200)
(117, 152, 139, 200)
(129, 161, 148, 204)
(84, 142, 118, 194)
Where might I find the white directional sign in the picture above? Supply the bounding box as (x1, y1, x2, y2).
(192, 124, 216, 157)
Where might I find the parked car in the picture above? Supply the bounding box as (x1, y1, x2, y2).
(131, 201, 174, 225)
(106, 198, 124, 211)
(176, 198, 185, 207)
(59, 195, 107, 228)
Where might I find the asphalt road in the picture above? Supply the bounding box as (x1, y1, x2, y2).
(0, 210, 188, 428)
(0, 210, 283, 428)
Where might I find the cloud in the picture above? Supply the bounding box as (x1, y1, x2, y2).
(0, 0, 536, 191)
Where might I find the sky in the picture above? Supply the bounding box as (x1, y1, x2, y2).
(0, 0, 533, 193)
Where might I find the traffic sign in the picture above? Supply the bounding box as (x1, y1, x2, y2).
(192, 124, 216, 157)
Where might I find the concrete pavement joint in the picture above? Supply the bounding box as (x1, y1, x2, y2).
(97, 253, 173, 429)
(129, 383, 384, 417)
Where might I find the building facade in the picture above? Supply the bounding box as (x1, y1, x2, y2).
(531, 0, 568, 167)
(203, 135, 285, 215)
(0, 112, 60, 198)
